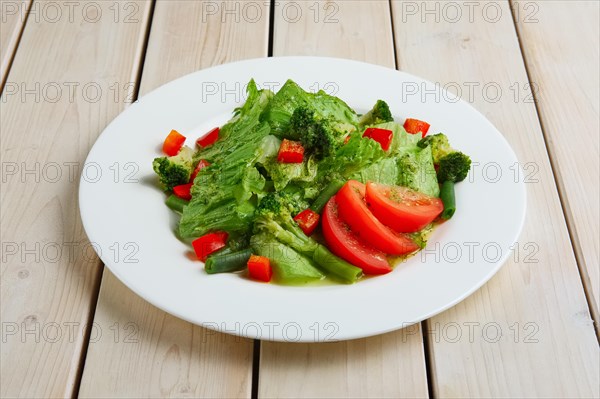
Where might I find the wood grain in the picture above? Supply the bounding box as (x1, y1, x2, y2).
(513, 0, 600, 328)
(0, 2, 152, 397)
(0, 0, 31, 87)
(259, 2, 429, 398)
(390, 0, 599, 396)
(78, 1, 270, 397)
(78, 272, 253, 398)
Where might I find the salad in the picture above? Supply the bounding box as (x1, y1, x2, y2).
(152, 79, 471, 284)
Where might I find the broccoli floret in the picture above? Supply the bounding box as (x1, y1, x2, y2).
(437, 151, 471, 183)
(255, 192, 305, 219)
(152, 146, 194, 190)
(417, 133, 471, 183)
(417, 133, 452, 164)
(290, 106, 341, 158)
(358, 100, 394, 127)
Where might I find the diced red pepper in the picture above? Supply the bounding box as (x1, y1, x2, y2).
(163, 130, 186, 156)
(192, 231, 228, 261)
(363, 127, 393, 151)
(196, 127, 220, 148)
(189, 159, 211, 182)
(293, 209, 320, 235)
(173, 183, 193, 200)
(247, 255, 272, 282)
(277, 139, 304, 163)
(403, 118, 430, 137)
(344, 135, 351, 145)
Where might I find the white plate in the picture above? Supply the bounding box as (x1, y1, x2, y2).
(80, 57, 526, 342)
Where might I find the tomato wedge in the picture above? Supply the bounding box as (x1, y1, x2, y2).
(322, 196, 392, 275)
(403, 118, 430, 137)
(366, 182, 443, 233)
(336, 181, 419, 255)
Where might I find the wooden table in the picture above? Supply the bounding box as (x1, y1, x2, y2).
(1, 1, 598, 397)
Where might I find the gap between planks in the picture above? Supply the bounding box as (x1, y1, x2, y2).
(0, 0, 32, 92)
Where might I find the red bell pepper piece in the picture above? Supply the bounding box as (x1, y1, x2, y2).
(247, 255, 272, 282)
(163, 130, 186, 156)
(277, 139, 304, 163)
(189, 159, 211, 182)
(293, 209, 320, 235)
(173, 183, 193, 201)
(363, 127, 393, 151)
(196, 127, 220, 148)
(403, 118, 430, 137)
(192, 231, 228, 261)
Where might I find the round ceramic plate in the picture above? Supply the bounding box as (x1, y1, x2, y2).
(80, 57, 526, 342)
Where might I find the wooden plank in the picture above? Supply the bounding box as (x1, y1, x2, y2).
(0, 2, 152, 397)
(272, 0, 395, 66)
(78, 272, 253, 398)
(0, 0, 31, 86)
(390, 0, 599, 397)
(78, 1, 270, 397)
(513, 0, 600, 326)
(259, 2, 429, 398)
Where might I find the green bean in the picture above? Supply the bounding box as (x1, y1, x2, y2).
(440, 181, 456, 220)
(312, 245, 363, 283)
(310, 178, 345, 213)
(205, 249, 252, 274)
(165, 194, 189, 213)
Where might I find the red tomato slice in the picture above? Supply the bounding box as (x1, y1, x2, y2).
(336, 181, 419, 255)
(366, 182, 443, 233)
(403, 118, 430, 138)
(322, 196, 392, 275)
